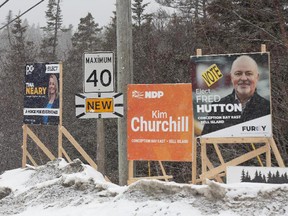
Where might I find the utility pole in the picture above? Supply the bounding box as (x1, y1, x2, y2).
(116, 0, 133, 185)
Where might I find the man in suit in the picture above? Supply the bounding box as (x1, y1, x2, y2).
(202, 55, 270, 135)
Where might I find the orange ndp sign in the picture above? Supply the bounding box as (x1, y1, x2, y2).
(127, 84, 193, 161)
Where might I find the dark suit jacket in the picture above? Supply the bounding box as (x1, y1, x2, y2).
(201, 90, 270, 135)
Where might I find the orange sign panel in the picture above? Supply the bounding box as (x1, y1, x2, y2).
(127, 84, 193, 161)
(86, 98, 113, 113)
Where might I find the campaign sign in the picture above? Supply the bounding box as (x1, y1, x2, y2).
(190, 52, 272, 138)
(127, 84, 193, 161)
(23, 63, 60, 125)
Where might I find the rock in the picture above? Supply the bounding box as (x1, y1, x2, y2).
(0, 187, 11, 200)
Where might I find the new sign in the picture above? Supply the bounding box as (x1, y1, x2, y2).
(75, 92, 123, 119)
(83, 52, 114, 93)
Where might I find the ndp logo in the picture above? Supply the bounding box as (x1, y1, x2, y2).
(132, 91, 164, 99)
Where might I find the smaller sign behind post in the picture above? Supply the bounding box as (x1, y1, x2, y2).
(127, 84, 193, 161)
(83, 52, 114, 93)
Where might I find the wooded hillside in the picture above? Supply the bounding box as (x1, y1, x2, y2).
(0, 0, 287, 183)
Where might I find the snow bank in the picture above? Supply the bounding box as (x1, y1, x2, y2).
(0, 159, 287, 216)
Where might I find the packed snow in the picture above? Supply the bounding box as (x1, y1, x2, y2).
(0, 159, 288, 216)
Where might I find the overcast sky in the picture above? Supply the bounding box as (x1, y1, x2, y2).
(0, 0, 162, 30)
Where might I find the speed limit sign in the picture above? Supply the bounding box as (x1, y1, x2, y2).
(83, 52, 114, 93)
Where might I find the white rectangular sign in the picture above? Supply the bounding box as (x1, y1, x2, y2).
(227, 166, 288, 184)
(83, 52, 114, 93)
(75, 92, 123, 119)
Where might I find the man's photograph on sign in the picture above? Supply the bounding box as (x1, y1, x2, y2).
(191, 53, 271, 138)
(127, 84, 193, 162)
(23, 63, 60, 125)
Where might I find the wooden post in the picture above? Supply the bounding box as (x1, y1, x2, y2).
(192, 48, 202, 184)
(251, 143, 263, 166)
(97, 119, 105, 173)
(58, 62, 63, 158)
(197, 137, 281, 183)
(61, 126, 98, 170)
(213, 143, 225, 165)
(200, 145, 268, 180)
(117, 0, 133, 185)
(196, 49, 202, 56)
(201, 140, 207, 183)
(22, 124, 28, 168)
(269, 138, 285, 167)
(192, 138, 197, 184)
(26, 127, 56, 161)
(266, 142, 271, 167)
(261, 44, 267, 52)
(128, 160, 134, 185)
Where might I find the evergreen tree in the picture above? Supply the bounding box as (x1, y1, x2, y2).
(241, 169, 245, 182)
(267, 171, 272, 183)
(284, 173, 288, 183)
(253, 170, 259, 182)
(245, 171, 251, 182)
(71, 13, 102, 55)
(272, 174, 276, 183)
(66, 12, 102, 92)
(263, 175, 267, 183)
(275, 170, 281, 183)
(132, 0, 152, 27)
(0, 17, 37, 173)
(280, 174, 285, 183)
(102, 11, 117, 52)
(40, 0, 63, 61)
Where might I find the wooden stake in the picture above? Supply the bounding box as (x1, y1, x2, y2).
(213, 143, 225, 165)
(251, 143, 263, 166)
(27, 151, 38, 166)
(201, 141, 207, 183)
(128, 160, 134, 184)
(58, 62, 63, 158)
(196, 49, 202, 56)
(22, 124, 28, 168)
(158, 161, 170, 182)
(96, 119, 105, 174)
(261, 44, 267, 52)
(266, 142, 271, 167)
(191, 138, 197, 184)
(26, 126, 56, 161)
(269, 138, 285, 167)
(200, 145, 268, 180)
(206, 157, 223, 183)
(61, 147, 72, 162)
(61, 126, 98, 170)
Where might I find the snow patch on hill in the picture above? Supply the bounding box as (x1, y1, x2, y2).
(0, 159, 287, 216)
